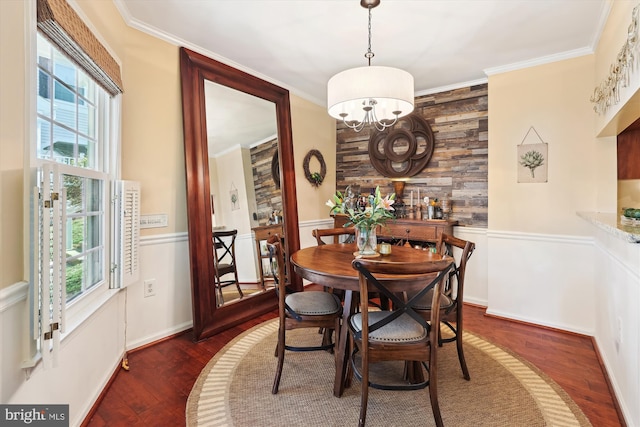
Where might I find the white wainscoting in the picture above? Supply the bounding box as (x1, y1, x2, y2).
(299, 218, 335, 249)
(0, 232, 195, 426)
(231, 231, 261, 283)
(8, 224, 633, 425)
(0, 281, 29, 403)
(486, 229, 596, 335)
(127, 232, 193, 349)
(3, 287, 125, 427)
(452, 227, 488, 306)
(590, 225, 640, 427)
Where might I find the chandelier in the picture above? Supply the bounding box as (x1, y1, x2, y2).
(327, 0, 414, 132)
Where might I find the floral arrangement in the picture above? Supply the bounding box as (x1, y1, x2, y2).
(326, 186, 396, 229)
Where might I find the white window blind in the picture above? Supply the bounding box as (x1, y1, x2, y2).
(33, 163, 67, 368)
(113, 180, 140, 289)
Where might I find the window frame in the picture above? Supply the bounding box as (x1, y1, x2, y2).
(30, 30, 122, 340)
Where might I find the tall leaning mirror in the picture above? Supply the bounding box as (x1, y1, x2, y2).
(180, 47, 301, 341)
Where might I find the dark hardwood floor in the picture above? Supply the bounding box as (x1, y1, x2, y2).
(83, 303, 623, 427)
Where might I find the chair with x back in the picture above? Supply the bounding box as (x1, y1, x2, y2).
(267, 234, 343, 394)
(350, 257, 454, 427)
(312, 226, 356, 245)
(312, 227, 355, 298)
(413, 233, 475, 380)
(212, 229, 242, 306)
(311, 227, 355, 339)
(312, 227, 390, 311)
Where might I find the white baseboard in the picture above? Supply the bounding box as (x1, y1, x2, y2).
(485, 307, 593, 337)
(464, 296, 488, 307)
(126, 320, 193, 351)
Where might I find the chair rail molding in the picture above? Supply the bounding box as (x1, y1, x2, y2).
(486, 229, 593, 245)
(0, 281, 28, 312)
(140, 231, 189, 246)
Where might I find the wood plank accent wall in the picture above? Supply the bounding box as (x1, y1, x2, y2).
(251, 138, 282, 224)
(335, 84, 488, 227)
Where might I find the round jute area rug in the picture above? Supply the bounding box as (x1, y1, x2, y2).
(186, 319, 591, 427)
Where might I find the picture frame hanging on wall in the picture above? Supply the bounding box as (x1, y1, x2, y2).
(517, 126, 548, 183)
(230, 183, 240, 210)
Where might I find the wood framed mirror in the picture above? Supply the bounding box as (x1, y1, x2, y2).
(180, 47, 301, 341)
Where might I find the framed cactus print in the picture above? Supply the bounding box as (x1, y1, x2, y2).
(518, 142, 548, 183)
(517, 127, 548, 183)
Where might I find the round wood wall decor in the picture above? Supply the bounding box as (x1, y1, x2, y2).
(271, 151, 280, 189)
(368, 113, 435, 178)
(303, 149, 326, 187)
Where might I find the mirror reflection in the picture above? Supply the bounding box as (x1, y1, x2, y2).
(204, 81, 282, 306)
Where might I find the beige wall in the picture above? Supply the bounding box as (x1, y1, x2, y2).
(488, 55, 616, 236)
(0, 0, 28, 289)
(594, 0, 640, 136)
(75, 0, 187, 235)
(214, 147, 252, 234)
(77, 1, 336, 234)
(290, 94, 337, 222)
(0, 0, 336, 291)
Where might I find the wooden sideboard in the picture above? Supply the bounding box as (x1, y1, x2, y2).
(333, 215, 457, 246)
(251, 224, 283, 289)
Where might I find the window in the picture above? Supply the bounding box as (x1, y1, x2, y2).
(36, 33, 110, 303)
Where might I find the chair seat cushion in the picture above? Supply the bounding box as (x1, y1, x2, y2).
(350, 311, 427, 343)
(285, 291, 341, 316)
(411, 289, 454, 311)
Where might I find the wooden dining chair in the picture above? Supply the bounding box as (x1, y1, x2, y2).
(413, 233, 475, 380)
(311, 226, 355, 292)
(350, 257, 454, 427)
(267, 234, 342, 394)
(312, 226, 356, 245)
(312, 227, 390, 311)
(212, 229, 242, 305)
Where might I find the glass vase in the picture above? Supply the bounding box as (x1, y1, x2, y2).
(355, 224, 378, 256)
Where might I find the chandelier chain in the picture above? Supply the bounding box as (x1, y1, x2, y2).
(327, 0, 414, 132)
(365, 5, 374, 65)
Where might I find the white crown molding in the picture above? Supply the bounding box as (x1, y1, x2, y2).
(589, 0, 614, 50)
(249, 134, 278, 149)
(111, 0, 321, 105)
(415, 78, 488, 97)
(483, 46, 594, 77)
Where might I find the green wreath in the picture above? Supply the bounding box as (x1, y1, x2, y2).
(303, 149, 326, 187)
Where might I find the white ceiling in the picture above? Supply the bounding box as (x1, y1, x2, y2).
(204, 80, 277, 157)
(114, 0, 610, 151)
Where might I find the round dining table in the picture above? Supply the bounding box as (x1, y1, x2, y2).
(290, 242, 452, 397)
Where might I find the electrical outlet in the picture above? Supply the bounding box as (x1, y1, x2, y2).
(144, 279, 156, 298)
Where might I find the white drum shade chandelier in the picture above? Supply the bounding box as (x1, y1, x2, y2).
(327, 0, 414, 132)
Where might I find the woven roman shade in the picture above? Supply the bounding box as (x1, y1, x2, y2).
(37, 0, 123, 95)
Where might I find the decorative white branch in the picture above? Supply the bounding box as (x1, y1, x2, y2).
(590, 5, 639, 115)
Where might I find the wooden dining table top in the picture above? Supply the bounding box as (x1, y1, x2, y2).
(290, 243, 450, 291)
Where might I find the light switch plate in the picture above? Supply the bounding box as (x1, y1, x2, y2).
(140, 214, 168, 229)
